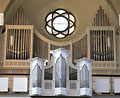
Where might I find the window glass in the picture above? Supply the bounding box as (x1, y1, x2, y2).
(45, 9, 76, 38)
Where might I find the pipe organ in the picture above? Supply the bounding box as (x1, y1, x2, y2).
(90, 29, 114, 61)
(0, 6, 116, 70)
(72, 35, 87, 60)
(92, 6, 111, 26)
(5, 26, 33, 60)
(0, 6, 33, 68)
(32, 25, 116, 69)
(29, 48, 93, 96)
(33, 34, 48, 59)
(33, 31, 88, 62)
(4, 6, 33, 60)
(0, 5, 118, 95)
(91, 6, 115, 61)
(10, 7, 29, 25)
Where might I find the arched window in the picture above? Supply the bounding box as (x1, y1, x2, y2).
(45, 9, 75, 38)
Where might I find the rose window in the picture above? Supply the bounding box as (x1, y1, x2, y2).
(45, 9, 76, 38)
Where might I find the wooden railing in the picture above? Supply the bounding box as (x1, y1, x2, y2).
(0, 60, 119, 69)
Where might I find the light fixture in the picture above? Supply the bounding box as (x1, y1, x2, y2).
(0, 0, 4, 26)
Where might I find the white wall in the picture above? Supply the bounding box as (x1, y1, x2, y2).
(13, 77, 28, 92)
(114, 79, 120, 93)
(95, 79, 110, 93)
(0, 77, 8, 92)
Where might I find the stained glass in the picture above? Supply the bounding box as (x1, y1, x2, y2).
(45, 9, 75, 38)
(46, 13, 52, 21)
(46, 26, 52, 34)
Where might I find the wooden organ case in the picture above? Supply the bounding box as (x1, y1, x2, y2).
(4, 25, 33, 65)
(91, 6, 116, 70)
(0, 7, 33, 74)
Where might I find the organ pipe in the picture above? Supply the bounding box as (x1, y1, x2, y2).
(107, 37, 110, 48)
(6, 28, 32, 60)
(10, 35, 14, 46)
(92, 6, 111, 26)
(90, 29, 114, 61)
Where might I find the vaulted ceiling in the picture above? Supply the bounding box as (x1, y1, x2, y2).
(1, 0, 120, 41)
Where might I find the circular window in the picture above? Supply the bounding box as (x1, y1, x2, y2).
(53, 16, 68, 31)
(45, 9, 76, 38)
